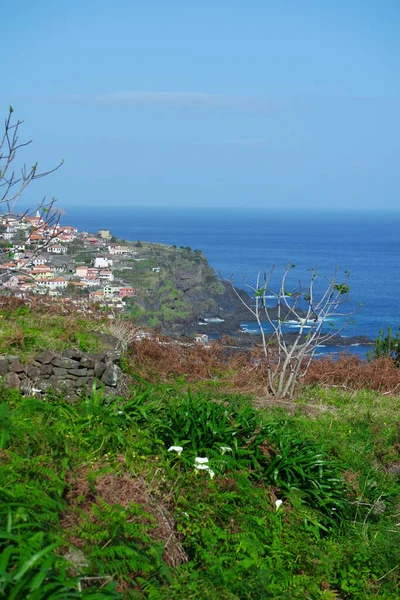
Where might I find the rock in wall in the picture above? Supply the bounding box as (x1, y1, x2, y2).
(0, 349, 124, 403)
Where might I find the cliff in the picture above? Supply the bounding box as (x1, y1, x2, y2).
(113, 242, 249, 335)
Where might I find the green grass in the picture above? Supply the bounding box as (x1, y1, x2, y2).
(0, 305, 109, 359)
(0, 378, 399, 599)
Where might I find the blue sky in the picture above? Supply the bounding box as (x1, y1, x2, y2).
(2, 0, 400, 211)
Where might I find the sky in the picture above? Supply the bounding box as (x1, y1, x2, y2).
(1, 0, 400, 211)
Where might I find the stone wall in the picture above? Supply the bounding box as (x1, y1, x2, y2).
(0, 349, 123, 402)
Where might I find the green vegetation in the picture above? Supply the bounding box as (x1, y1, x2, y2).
(369, 326, 400, 366)
(0, 305, 399, 597)
(1, 377, 399, 598)
(112, 242, 225, 329)
(0, 304, 102, 359)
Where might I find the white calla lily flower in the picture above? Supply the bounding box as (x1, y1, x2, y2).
(275, 499, 283, 510)
(194, 463, 210, 470)
(194, 457, 209, 464)
(168, 446, 183, 455)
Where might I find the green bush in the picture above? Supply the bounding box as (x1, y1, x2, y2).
(369, 326, 400, 365)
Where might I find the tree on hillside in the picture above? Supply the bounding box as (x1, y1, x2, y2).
(0, 106, 63, 276)
(225, 263, 361, 398)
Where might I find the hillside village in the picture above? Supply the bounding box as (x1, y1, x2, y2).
(0, 212, 137, 310)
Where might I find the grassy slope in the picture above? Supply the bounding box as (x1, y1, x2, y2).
(1, 381, 399, 598)
(0, 307, 399, 598)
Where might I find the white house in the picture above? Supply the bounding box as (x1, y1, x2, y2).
(37, 277, 68, 290)
(32, 257, 47, 266)
(82, 277, 101, 287)
(48, 245, 67, 255)
(108, 245, 131, 256)
(99, 270, 114, 281)
(93, 256, 113, 268)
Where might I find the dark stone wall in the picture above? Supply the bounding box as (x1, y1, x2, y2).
(0, 349, 123, 402)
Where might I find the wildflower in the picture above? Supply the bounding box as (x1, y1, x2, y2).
(194, 463, 210, 470)
(220, 446, 232, 454)
(168, 446, 183, 455)
(275, 499, 283, 510)
(194, 457, 209, 464)
(208, 469, 215, 479)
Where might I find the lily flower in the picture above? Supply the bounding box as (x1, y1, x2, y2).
(275, 499, 283, 510)
(194, 463, 210, 470)
(168, 446, 183, 455)
(194, 457, 209, 464)
(220, 446, 232, 454)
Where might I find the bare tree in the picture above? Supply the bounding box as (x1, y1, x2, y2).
(0, 106, 63, 275)
(226, 263, 360, 398)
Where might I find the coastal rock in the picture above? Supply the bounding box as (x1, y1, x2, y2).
(94, 361, 106, 378)
(101, 364, 121, 386)
(48, 377, 76, 392)
(40, 364, 54, 377)
(105, 350, 121, 364)
(53, 367, 68, 377)
(10, 359, 25, 374)
(6, 356, 19, 363)
(35, 350, 57, 364)
(63, 349, 84, 360)
(3, 372, 20, 390)
(0, 359, 9, 376)
(68, 368, 87, 377)
(26, 365, 39, 380)
(80, 356, 95, 369)
(52, 357, 80, 369)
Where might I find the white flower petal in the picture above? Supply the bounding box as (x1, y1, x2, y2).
(194, 457, 209, 464)
(220, 446, 232, 453)
(168, 446, 183, 455)
(208, 469, 215, 479)
(275, 499, 283, 510)
(194, 464, 210, 470)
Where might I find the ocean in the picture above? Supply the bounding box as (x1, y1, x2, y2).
(64, 206, 400, 355)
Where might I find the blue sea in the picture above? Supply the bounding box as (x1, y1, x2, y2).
(64, 207, 400, 356)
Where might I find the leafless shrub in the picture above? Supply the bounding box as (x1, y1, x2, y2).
(225, 263, 360, 398)
(105, 319, 139, 351)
